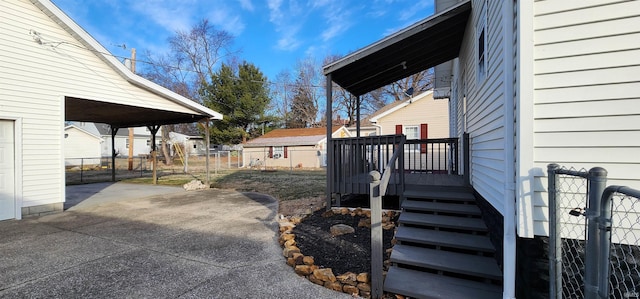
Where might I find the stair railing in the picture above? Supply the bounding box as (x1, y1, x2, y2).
(369, 135, 405, 299)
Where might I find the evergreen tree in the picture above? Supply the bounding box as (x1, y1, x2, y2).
(201, 62, 273, 144)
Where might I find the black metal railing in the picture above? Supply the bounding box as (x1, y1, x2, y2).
(404, 138, 459, 174)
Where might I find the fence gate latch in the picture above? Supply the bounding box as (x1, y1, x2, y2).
(569, 207, 585, 217)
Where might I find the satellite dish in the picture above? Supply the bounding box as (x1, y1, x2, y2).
(404, 87, 414, 98)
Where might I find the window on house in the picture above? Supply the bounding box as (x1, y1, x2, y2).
(405, 126, 419, 151)
(476, 0, 487, 82)
(193, 144, 197, 149)
(146, 139, 151, 146)
(273, 146, 284, 159)
(126, 139, 130, 149)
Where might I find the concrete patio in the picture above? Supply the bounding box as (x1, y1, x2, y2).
(0, 182, 350, 298)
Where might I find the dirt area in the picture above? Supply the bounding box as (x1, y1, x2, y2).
(292, 209, 397, 275)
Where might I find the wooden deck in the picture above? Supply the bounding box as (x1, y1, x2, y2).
(332, 173, 466, 197)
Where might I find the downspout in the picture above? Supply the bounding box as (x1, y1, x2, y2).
(503, 1, 516, 298)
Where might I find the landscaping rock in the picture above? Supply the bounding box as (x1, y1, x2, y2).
(321, 210, 334, 218)
(284, 238, 296, 247)
(357, 272, 369, 283)
(183, 179, 208, 191)
(294, 265, 314, 276)
(292, 252, 304, 265)
(283, 246, 300, 258)
(308, 273, 324, 285)
(336, 272, 357, 285)
(357, 282, 371, 292)
(302, 255, 315, 265)
(343, 284, 359, 296)
(358, 218, 371, 228)
(324, 281, 343, 292)
(313, 268, 336, 282)
(330, 224, 355, 236)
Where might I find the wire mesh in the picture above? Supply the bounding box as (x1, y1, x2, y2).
(553, 167, 589, 299)
(608, 192, 640, 299)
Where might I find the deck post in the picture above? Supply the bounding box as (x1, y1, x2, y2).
(369, 170, 383, 299)
(463, 133, 470, 186)
(110, 126, 119, 182)
(325, 73, 333, 210)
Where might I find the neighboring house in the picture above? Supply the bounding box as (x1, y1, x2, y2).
(0, 0, 221, 221)
(64, 125, 103, 166)
(323, 0, 640, 298)
(169, 132, 206, 156)
(367, 90, 449, 139)
(71, 122, 161, 157)
(243, 127, 351, 169)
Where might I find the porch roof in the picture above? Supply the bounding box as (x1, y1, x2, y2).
(322, 0, 471, 96)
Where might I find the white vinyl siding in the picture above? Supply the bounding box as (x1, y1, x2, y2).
(453, 0, 507, 214)
(530, 0, 640, 237)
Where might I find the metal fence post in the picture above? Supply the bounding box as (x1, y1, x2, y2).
(547, 163, 561, 299)
(369, 170, 383, 299)
(584, 167, 607, 299)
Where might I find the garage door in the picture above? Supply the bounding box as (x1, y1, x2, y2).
(0, 120, 15, 220)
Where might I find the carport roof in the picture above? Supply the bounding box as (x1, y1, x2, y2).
(34, 0, 222, 128)
(323, 0, 471, 96)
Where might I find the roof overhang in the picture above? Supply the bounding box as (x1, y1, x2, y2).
(65, 97, 212, 128)
(323, 0, 471, 96)
(34, 0, 223, 128)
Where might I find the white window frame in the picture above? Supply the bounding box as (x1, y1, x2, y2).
(273, 146, 284, 159)
(476, 0, 488, 83)
(404, 125, 420, 152)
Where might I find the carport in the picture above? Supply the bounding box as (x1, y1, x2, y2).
(65, 95, 222, 184)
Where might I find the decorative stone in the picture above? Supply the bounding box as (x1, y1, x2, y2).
(382, 216, 390, 223)
(292, 252, 304, 265)
(321, 210, 334, 218)
(313, 268, 336, 282)
(330, 224, 355, 236)
(357, 272, 369, 283)
(354, 207, 364, 216)
(284, 239, 296, 247)
(281, 233, 295, 242)
(360, 291, 371, 299)
(395, 295, 406, 299)
(290, 216, 303, 224)
(303, 255, 315, 265)
(294, 265, 314, 276)
(183, 179, 208, 191)
(283, 246, 300, 258)
(336, 272, 357, 285)
(343, 284, 359, 296)
(286, 257, 296, 267)
(363, 210, 371, 218)
(383, 222, 396, 230)
(357, 282, 371, 292)
(339, 207, 350, 215)
(308, 273, 324, 285)
(358, 218, 371, 228)
(324, 281, 343, 292)
(279, 222, 295, 233)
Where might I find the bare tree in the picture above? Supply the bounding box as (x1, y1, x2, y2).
(288, 58, 322, 127)
(384, 69, 435, 102)
(139, 19, 237, 164)
(270, 70, 293, 128)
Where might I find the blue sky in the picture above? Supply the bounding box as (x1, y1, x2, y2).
(51, 0, 435, 81)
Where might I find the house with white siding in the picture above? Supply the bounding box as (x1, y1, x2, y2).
(63, 124, 103, 166)
(70, 122, 161, 157)
(0, 0, 221, 221)
(323, 1, 640, 298)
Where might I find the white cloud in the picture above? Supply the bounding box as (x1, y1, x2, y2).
(237, 0, 254, 11)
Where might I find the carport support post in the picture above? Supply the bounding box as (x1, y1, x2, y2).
(148, 125, 161, 185)
(204, 120, 210, 186)
(110, 126, 119, 182)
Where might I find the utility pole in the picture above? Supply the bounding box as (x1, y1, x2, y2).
(127, 48, 136, 171)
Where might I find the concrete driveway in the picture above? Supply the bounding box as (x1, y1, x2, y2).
(0, 183, 350, 298)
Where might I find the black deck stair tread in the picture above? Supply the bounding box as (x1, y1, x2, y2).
(403, 189, 476, 201)
(403, 200, 481, 215)
(384, 266, 502, 299)
(395, 226, 495, 252)
(399, 212, 488, 232)
(390, 244, 503, 280)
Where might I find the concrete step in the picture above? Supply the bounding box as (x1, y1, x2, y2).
(395, 226, 495, 253)
(402, 200, 481, 216)
(403, 189, 476, 202)
(399, 212, 488, 232)
(384, 266, 502, 299)
(390, 244, 503, 281)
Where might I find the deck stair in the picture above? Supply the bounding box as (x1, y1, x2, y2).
(384, 186, 503, 299)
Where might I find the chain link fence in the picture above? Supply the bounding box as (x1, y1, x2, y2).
(549, 164, 640, 298)
(548, 165, 590, 299)
(242, 149, 327, 171)
(607, 191, 640, 299)
(66, 151, 242, 184)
